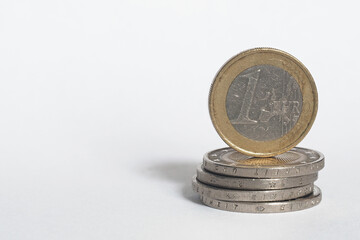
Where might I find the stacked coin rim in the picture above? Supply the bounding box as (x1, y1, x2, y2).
(193, 147, 324, 213)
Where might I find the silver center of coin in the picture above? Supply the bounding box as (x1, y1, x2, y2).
(226, 64, 303, 141)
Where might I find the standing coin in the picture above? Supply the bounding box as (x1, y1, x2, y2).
(200, 186, 321, 213)
(193, 176, 313, 202)
(209, 48, 318, 157)
(196, 165, 318, 190)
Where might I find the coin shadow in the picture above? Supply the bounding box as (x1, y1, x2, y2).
(144, 161, 202, 205)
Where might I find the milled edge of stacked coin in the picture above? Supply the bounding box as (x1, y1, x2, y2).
(192, 176, 314, 202)
(203, 147, 325, 178)
(196, 165, 318, 190)
(200, 186, 322, 213)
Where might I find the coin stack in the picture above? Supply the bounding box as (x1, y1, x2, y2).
(193, 48, 325, 213)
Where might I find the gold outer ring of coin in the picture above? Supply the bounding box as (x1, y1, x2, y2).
(209, 48, 318, 157)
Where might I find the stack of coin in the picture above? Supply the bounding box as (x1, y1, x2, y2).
(193, 147, 324, 213)
(193, 48, 325, 213)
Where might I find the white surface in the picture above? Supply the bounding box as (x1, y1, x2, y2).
(0, 0, 359, 239)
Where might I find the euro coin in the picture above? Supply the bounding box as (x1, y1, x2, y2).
(192, 176, 313, 202)
(209, 48, 318, 157)
(199, 185, 321, 213)
(196, 165, 318, 190)
(203, 147, 324, 178)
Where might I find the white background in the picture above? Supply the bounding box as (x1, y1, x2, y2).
(0, 0, 359, 239)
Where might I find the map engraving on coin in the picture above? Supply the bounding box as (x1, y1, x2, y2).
(226, 65, 303, 141)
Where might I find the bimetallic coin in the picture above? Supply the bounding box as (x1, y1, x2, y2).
(199, 186, 322, 213)
(209, 48, 318, 157)
(203, 147, 324, 178)
(192, 176, 313, 202)
(196, 165, 318, 190)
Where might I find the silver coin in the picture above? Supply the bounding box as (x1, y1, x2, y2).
(199, 185, 321, 213)
(196, 165, 318, 190)
(192, 176, 313, 202)
(203, 147, 324, 178)
(226, 65, 303, 141)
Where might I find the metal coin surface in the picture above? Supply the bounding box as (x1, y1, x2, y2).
(192, 176, 313, 202)
(209, 48, 318, 157)
(196, 165, 318, 190)
(203, 147, 324, 178)
(199, 185, 321, 213)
